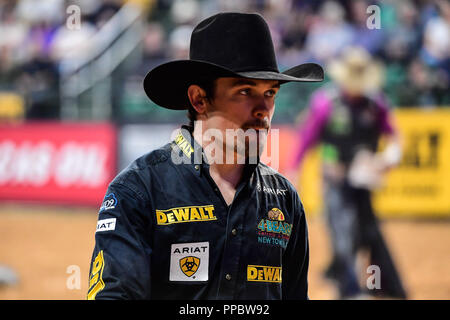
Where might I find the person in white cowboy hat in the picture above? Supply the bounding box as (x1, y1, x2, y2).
(290, 46, 407, 299)
(327, 46, 385, 99)
(87, 12, 323, 300)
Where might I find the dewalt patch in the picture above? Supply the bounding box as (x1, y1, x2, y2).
(174, 132, 194, 158)
(247, 265, 282, 283)
(156, 205, 217, 225)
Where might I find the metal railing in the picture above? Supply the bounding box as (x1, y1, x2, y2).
(59, 2, 143, 121)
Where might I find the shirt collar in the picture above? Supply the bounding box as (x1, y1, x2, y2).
(170, 125, 206, 176)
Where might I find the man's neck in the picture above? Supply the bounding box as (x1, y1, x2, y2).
(209, 162, 244, 188)
(192, 122, 245, 189)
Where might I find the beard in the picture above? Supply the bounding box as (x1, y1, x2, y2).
(224, 118, 270, 164)
(199, 111, 271, 165)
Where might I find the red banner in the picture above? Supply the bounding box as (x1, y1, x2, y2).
(0, 122, 116, 206)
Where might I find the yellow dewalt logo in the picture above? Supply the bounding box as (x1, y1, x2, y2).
(156, 205, 217, 225)
(87, 250, 105, 300)
(174, 132, 193, 158)
(247, 265, 282, 283)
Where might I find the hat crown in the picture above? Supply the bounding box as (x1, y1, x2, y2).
(189, 12, 279, 73)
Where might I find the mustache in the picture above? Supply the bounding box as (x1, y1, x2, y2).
(241, 118, 270, 131)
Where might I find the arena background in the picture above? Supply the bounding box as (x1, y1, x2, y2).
(0, 0, 449, 299)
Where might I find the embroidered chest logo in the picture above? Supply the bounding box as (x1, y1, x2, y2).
(170, 242, 209, 281)
(174, 132, 194, 158)
(268, 208, 285, 221)
(180, 256, 200, 277)
(99, 193, 117, 212)
(256, 183, 288, 196)
(257, 208, 292, 249)
(247, 265, 282, 283)
(156, 205, 217, 225)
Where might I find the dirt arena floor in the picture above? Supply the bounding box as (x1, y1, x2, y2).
(0, 204, 449, 300)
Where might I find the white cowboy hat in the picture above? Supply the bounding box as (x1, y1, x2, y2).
(327, 46, 384, 96)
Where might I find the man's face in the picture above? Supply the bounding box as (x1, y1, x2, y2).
(201, 77, 280, 160)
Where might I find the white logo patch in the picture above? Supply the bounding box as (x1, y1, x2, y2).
(96, 218, 116, 233)
(170, 242, 209, 282)
(99, 193, 117, 212)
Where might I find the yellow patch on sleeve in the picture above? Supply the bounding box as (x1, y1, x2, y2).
(87, 250, 105, 300)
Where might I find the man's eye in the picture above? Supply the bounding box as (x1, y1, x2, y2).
(265, 90, 276, 97)
(239, 89, 250, 95)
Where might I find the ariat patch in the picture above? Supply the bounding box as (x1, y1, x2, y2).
(170, 242, 209, 282)
(96, 218, 116, 233)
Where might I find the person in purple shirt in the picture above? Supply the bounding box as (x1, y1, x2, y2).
(291, 47, 407, 299)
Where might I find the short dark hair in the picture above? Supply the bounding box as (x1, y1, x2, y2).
(187, 77, 217, 130)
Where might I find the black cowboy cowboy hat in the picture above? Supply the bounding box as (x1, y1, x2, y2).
(143, 12, 324, 110)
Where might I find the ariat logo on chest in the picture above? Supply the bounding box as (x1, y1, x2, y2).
(156, 205, 217, 225)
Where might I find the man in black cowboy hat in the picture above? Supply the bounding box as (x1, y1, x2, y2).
(87, 12, 323, 300)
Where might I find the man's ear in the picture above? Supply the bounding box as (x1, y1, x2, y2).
(187, 85, 208, 114)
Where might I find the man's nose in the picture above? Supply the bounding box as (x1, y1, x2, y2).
(252, 104, 270, 120)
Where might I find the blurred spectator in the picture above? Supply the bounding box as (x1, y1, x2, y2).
(420, 0, 450, 70)
(15, 0, 64, 26)
(349, 0, 385, 56)
(170, 0, 200, 25)
(275, 4, 314, 68)
(216, 0, 250, 12)
(168, 24, 193, 60)
(12, 0, 65, 119)
(382, 1, 423, 107)
(393, 58, 437, 107)
(141, 22, 168, 73)
(304, 1, 354, 64)
(49, 17, 97, 63)
(14, 52, 60, 119)
(383, 0, 421, 63)
(84, 0, 122, 28)
(0, 2, 27, 87)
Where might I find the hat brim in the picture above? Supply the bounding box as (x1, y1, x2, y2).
(143, 60, 324, 110)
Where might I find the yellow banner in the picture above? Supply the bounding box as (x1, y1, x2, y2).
(373, 109, 450, 217)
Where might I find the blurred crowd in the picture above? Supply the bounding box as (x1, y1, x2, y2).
(0, 0, 123, 120)
(0, 0, 449, 121)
